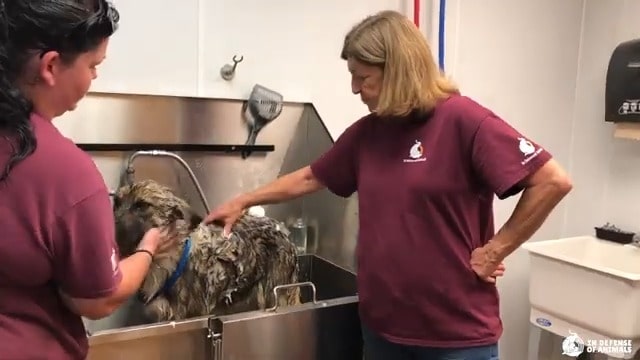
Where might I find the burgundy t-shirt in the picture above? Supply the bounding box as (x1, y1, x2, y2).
(311, 95, 552, 347)
(0, 113, 122, 359)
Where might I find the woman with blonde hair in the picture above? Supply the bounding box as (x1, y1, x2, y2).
(205, 10, 571, 360)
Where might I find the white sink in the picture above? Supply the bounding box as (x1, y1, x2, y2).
(522, 236, 640, 358)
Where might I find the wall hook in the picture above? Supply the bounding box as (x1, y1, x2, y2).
(220, 55, 244, 81)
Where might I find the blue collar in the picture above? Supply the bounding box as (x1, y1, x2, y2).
(146, 237, 192, 303)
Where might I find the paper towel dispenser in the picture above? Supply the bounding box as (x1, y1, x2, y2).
(605, 38, 640, 123)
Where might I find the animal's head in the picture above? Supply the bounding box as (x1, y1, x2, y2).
(113, 179, 203, 257)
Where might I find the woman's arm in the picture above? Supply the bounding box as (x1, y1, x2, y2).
(472, 159, 572, 273)
(203, 166, 325, 234)
(60, 251, 153, 319)
(59, 227, 169, 320)
(205, 119, 363, 233)
(237, 166, 325, 208)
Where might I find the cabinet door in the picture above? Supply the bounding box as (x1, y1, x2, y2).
(199, 0, 403, 138)
(90, 0, 199, 96)
(199, 1, 323, 103)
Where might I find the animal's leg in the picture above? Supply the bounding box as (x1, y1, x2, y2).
(144, 297, 174, 322)
(222, 287, 239, 306)
(278, 287, 301, 307)
(289, 287, 301, 305)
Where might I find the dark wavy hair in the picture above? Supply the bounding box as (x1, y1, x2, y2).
(0, 0, 119, 181)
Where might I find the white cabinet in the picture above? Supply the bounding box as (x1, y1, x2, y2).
(90, 0, 200, 96)
(198, 1, 322, 103)
(199, 0, 403, 138)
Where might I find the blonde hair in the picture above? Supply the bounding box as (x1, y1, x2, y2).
(341, 10, 459, 117)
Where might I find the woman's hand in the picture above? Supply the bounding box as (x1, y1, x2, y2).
(475, 261, 506, 284)
(487, 262, 506, 283)
(138, 227, 180, 255)
(470, 246, 506, 284)
(203, 198, 246, 237)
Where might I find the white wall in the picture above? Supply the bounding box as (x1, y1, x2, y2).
(563, 0, 640, 237)
(80, 0, 638, 359)
(92, 1, 200, 96)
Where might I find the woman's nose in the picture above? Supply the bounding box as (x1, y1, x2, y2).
(351, 82, 360, 95)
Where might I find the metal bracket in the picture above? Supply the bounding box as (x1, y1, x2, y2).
(265, 281, 317, 312)
(208, 317, 224, 360)
(220, 55, 244, 81)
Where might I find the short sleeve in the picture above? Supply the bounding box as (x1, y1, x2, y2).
(309, 120, 363, 198)
(471, 114, 553, 199)
(53, 190, 122, 299)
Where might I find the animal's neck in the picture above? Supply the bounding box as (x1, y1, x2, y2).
(151, 223, 221, 278)
(158, 230, 190, 256)
(141, 237, 192, 304)
(193, 223, 226, 243)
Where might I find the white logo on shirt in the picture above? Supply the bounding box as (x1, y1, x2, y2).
(404, 140, 426, 163)
(518, 137, 543, 165)
(518, 137, 535, 156)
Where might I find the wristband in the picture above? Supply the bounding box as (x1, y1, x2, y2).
(133, 249, 154, 259)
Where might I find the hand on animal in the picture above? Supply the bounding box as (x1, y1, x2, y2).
(113, 179, 301, 322)
(470, 246, 505, 284)
(203, 198, 246, 237)
(138, 227, 181, 256)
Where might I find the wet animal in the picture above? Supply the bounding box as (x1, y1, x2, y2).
(112, 179, 300, 322)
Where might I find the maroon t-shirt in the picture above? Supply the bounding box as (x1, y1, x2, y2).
(0, 113, 122, 359)
(311, 95, 552, 347)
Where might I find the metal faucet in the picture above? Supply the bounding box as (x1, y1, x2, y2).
(123, 150, 211, 213)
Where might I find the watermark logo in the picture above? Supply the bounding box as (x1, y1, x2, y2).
(561, 331, 633, 357)
(562, 331, 584, 357)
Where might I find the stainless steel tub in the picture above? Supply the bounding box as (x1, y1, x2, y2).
(87, 255, 362, 360)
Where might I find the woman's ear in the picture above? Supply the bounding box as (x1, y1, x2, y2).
(38, 50, 63, 87)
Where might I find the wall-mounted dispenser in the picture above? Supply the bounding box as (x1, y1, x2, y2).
(605, 38, 640, 123)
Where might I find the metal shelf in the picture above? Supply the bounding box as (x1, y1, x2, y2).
(75, 143, 275, 153)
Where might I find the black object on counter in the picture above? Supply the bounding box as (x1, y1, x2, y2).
(594, 223, 635, 244)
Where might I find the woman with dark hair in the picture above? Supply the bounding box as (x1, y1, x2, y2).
(0, 1, 176, 359)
